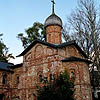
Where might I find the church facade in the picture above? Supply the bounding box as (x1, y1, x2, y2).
(0, 1, 92, 100)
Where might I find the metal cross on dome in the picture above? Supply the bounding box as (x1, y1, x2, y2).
(51, 0, 55, 14)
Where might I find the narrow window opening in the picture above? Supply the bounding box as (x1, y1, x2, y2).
(50, 74, 55, 81)
(2, 74, 7, 84)
(52, 74, 55, 80)
(50, 74, 53, 80)
(44, 77, 48, 83)
(70, 71, 75, 80)
(16, 76, 19, 84)
(39, 75, 42, 82)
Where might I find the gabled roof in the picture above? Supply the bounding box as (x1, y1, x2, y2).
(62, 56, 92, 64)
(0, 62, 14, 72)
(17, 39, 88, 58)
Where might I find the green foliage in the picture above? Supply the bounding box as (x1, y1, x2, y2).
(18, 22, 46, 48)
(37, 71, 74, 100)
(0, 33, 14, 62)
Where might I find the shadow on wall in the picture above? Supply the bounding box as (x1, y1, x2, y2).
(93, 92, 100, 100)
(0, 94, 4, 100)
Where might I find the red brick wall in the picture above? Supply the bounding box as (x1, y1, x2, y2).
(62, 62, 92, 100)
(46, 25, 62, 44)
(0, 71, 12, 100)
(0, 43, 92, 100)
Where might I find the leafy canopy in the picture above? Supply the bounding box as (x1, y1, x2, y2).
(0, 33, 14, 62)
(18, 22, 46, 49)
(37, 71, 74, 100)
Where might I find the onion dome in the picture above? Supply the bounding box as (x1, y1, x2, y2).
(44, 0, 62, 28)
(44, 13, 62, 28)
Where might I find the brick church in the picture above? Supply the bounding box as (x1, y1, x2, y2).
(0, 1, 92, 100)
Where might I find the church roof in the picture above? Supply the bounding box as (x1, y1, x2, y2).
(44, 14, 62, 28)
(62, 56, 92, 64)
(0, 62, 13, 72)
(9, 63, 23, 69)
(44, 0, 62, 28)
(17, 39, 88, 58)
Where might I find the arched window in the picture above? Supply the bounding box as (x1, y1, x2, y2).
(38, 71, 43, 83)
(50, 74, 53, 80)
(2, 74, 7, 84)
(70, 72, 75, 78)
(44, 77, 48, 83)
(16, 76, 19, 84)
(70, 69, 75, 80)
(39, 75, 42, 82)
(50, 74, 55, 81)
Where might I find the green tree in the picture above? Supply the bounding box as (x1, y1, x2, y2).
(0, 33, 14, 62)
(18, 22, 46, 49)
(37, 71, 74, 100)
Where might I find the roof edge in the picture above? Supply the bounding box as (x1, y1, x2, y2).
(17, 39, 88, 58)
(62, 56, 92, 64)
(0, 68, 13, 73)
(9, 63, 23, 69)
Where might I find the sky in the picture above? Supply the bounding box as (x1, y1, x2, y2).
(0, 0, 99, 64)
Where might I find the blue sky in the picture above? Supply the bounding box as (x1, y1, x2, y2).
(0, 0, 99, 59)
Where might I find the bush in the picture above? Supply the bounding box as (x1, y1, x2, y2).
(37, 71, 74, 100)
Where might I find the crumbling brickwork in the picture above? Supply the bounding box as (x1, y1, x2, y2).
(62, 62, 92, 100)
(0, 43, 92, 100)
(0, 71, 12, 100)
(46, 25, 62, 44)
(0, 9, 92, 99)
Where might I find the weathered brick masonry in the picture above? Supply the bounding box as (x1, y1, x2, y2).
(0, 2, 92, 100)
(0, 42, 92, 100)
